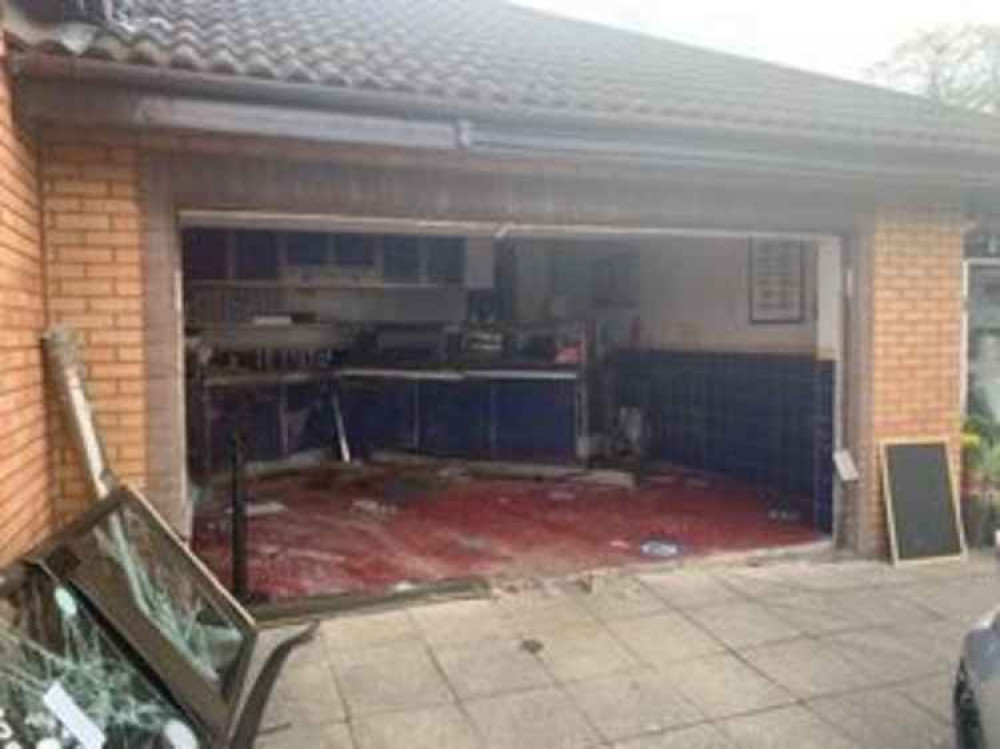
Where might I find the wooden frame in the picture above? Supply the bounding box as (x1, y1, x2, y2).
(879, 437, 966, 566)
(749, 238, 806, 324)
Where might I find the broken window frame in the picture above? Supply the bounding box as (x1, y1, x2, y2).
(26, 487, 259, 744)
(0, 561, 216, 749)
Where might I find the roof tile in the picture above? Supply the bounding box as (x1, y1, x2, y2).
(9, 0, 1000, 152)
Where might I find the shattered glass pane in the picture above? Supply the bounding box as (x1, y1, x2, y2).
(76, 502, 246, 691)
(0, 567, 210, 748)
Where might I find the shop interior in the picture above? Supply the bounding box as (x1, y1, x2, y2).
(181, 224, 837, 600)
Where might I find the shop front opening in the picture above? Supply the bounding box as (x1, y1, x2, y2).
(179, 220, 843, 600)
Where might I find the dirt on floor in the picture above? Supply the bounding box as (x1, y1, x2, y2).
(192, 461, 822, 601)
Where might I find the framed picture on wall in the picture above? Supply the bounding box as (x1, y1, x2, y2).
(749, 239, 805, 324)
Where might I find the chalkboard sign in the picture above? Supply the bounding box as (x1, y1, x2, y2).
(881, 440, 965, 564)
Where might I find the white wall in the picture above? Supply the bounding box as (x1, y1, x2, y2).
(287, 286, 467, 324)
(506, 236, 826, 356)
(638, 237, 818, 354)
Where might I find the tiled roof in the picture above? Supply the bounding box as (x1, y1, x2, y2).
(12, 0, 1000, 153)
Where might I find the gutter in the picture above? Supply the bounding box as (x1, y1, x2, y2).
(12, 52, 1000, 191)
(12, 50, 1000, 160)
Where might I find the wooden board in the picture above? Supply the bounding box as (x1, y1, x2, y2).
(880, 439, 965, 565)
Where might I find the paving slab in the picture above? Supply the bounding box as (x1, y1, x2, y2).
(685, 600, 804, 649)
(891, 617, 970, 666)
(826, 627, 950, 683)
(607, 611, 725, 667)
(433, 637, 553, 699)
(715, 566, 806, 600)
(808, 689, 953, 749)
(533, 623, 637, 682)
(498, 593, 601, 635)
(464, 686, 603, 749)
(352, 705, 483, 749)
(763, 592, 872, 636)
(893, 577, 1000, 624)
(898, 556, 995, 582)
(719, 705, 859, 749)
(579, 579, 671, 621)
(782, 562, 887, 593)
(269, 660, 347, 727)
(565, 668, 704, 741)
(614, 723, 736, 748)
(895, 672, 955, 724)
(823, 587, 941, 628)
(261, 554, 999, 747)
(322, 610, 422, 652)
(661, 653, 795, 719)
(742, 638, 881, 698)
(333, 641, 454, 716)
(256, 722, 356, 749)
(638, 569, 744, 609)
(409, 598, 515, 646)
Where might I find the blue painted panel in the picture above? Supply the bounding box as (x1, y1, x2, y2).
(494, 381, 577, 461)
(209, 385, 283, 466)
(418, 381, 492, 457)
(343, 381, 417, 454)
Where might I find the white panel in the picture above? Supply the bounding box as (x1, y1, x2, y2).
(816, 237, 844, 361)
(465, 238, 495, 289)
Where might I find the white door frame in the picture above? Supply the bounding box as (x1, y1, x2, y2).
(962, 258, 1000, 413)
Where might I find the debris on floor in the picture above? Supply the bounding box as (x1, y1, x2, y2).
(520, 638, 544, 655)
(769, 508, 804, 523)
(192, 461, 822, 601)
(548, 488, 577, 502)
(640, 538, 683, 559)
(228, 501, 287, 518)
(766, 493, 806, 524)
(351, 498, 397, 518)
(456, 535, 491, 553)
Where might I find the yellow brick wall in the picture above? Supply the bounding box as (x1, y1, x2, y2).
(40, 133, 147, 525)
(846, 206, 964, 556)
(0, 39, 51, 562)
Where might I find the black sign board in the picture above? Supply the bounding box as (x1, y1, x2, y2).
(881, 440, 965, 564)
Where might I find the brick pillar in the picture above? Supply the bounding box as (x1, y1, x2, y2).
(40, 133, 148, 525)
(843, 206, 964, 556)
(0, 36, 53, 561)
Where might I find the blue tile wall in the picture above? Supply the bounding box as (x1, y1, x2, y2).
(614, 351, 835, 532)
(344, 379, 577, 461)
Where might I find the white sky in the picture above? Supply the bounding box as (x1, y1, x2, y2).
(515, 0, 1000, 81)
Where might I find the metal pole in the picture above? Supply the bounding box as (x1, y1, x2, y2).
(231, 430, 249, 602)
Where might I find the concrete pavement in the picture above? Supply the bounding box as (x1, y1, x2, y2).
(257, 553, 998, 748)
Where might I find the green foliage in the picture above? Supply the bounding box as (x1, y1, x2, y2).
(964, 400, 1000, 489)
(980, 441, 1000, 490)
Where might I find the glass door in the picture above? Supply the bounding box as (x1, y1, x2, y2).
(966, 261, 1000, 418)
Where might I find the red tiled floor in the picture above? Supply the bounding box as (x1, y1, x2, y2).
(192, 463, 822, 601)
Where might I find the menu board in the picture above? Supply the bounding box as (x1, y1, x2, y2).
(749, 240, 805, 324)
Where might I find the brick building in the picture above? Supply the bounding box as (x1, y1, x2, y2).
(1, 0, 998, 569)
